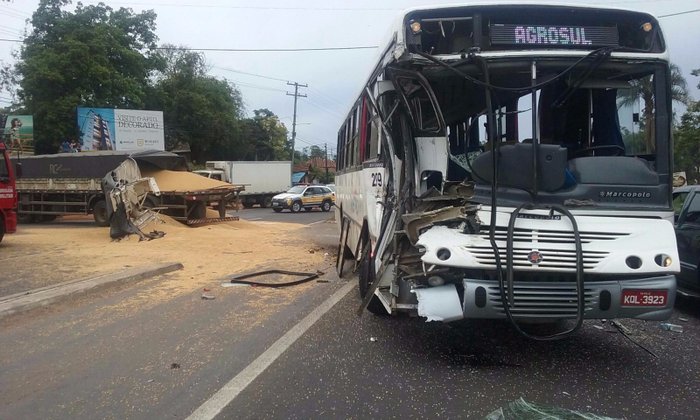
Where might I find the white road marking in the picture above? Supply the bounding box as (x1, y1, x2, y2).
(187, 281, 355, 420)
(306, 219, 329, 227)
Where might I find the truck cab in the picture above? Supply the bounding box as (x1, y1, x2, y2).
(0, 142, 18, 242)
(193, 169, 226, 182)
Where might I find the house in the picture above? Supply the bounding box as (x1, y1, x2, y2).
(293, 157, 336, 184)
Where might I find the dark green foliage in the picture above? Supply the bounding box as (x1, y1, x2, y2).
(238, 109, 291, 161)
(146, 46, 245, 163)
(673, 68, 700, 183)
(15, 0, 162, 153)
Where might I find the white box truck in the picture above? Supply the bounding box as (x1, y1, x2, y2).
(194, 161, 291, 208)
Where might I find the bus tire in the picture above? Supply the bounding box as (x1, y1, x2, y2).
(291, 201, 302, 213)
(359, 252, 388, 316)
(260, 197, 272, 208)
(93, 200, 109, 227)
(321, 200, 332, 212)
(0, 218, 4, 243)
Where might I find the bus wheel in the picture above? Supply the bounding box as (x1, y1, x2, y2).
(93, 200, 109, 227)
(359, 252, 388, 316)
(0, 219, 4, 243)
(291, 201, 302, 213)
(321, 200, 332, 212)
(260, 197, 273, 208)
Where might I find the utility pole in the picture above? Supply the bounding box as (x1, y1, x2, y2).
(286, 81, 307, 182)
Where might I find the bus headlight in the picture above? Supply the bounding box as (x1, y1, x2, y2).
(654, 254, 673, 267)
(409, 20, 422, 34)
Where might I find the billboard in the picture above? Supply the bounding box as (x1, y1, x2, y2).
(1, 114, 34, 154)
(77, 107, 165, 151)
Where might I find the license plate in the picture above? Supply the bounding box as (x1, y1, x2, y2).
(621, 290, 667, 307)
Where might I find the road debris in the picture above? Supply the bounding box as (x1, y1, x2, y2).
(370, 337, 378, 342)
(170, 363, 180, 369)
(226, 269, 323, 288)
(486, 398, 616, 420)
(659, 323, 683, 333)
(201, 293, 216, 300)
(679, 317, 689, 322)
(612, 321, 658, 358)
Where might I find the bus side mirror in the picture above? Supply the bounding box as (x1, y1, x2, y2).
(14, 162, 22, 178)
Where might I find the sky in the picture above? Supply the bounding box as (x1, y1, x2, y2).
(1, 0, 699, 158)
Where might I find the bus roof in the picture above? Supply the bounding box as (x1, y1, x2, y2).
(342, 2, 669, 125)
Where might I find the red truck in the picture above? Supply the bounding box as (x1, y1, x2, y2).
(0, 141, 18, 243)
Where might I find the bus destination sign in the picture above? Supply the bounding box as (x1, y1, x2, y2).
(490, 24, 619, 47)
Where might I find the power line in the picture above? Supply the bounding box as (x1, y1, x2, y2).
(0, 37, 379, 52)
(301, 98, 344, 119)
(658, 8, 700, 18)
(213, 66, 288, 83)
(80, 2, 397, 12)
(232, 81, 286, 93)
(155, 45, 378, 52)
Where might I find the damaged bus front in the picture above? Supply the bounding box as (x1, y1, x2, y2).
(335, 4, 678, 339)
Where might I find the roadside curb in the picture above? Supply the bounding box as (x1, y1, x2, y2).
(0, 262, 184, 318)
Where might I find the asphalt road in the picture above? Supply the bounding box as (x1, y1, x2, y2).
(2, 210, 700, 419)
(0, 211, 342, 420)
(230, 206, 336, 226)
(217, 291, 700, 419)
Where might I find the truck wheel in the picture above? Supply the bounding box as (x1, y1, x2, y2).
(188, 202, 207, 220)
(321, 200, 332, 212)
(260, 197, 273, 208)
(18, 214, 36, 224)
(273, 208, 282, 213)
(93, 200, 109, 227)
(0, 219, 4, 243)
(291, 201, 302, 213)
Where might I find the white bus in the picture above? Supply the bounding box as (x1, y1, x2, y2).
(335, 3, 679, 339)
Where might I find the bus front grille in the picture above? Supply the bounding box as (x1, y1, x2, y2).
(464, 246, 608, 270)
(486, 284, 597, 318)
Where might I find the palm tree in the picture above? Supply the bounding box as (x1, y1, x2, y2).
(618, 63, 689, 152)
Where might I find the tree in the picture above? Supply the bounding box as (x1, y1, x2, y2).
(12, 0, 162, 153)
(239, 109, 290, 161)
(674, 68, 700, 184)
(618, 63, 689, 152)
(146, 46, 244, 163)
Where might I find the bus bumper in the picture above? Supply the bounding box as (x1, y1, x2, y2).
(459, 275, 676, 321)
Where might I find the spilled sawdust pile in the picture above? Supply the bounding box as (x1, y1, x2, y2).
(140, 169, 234, 192)
(7, 214, 333, 301)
